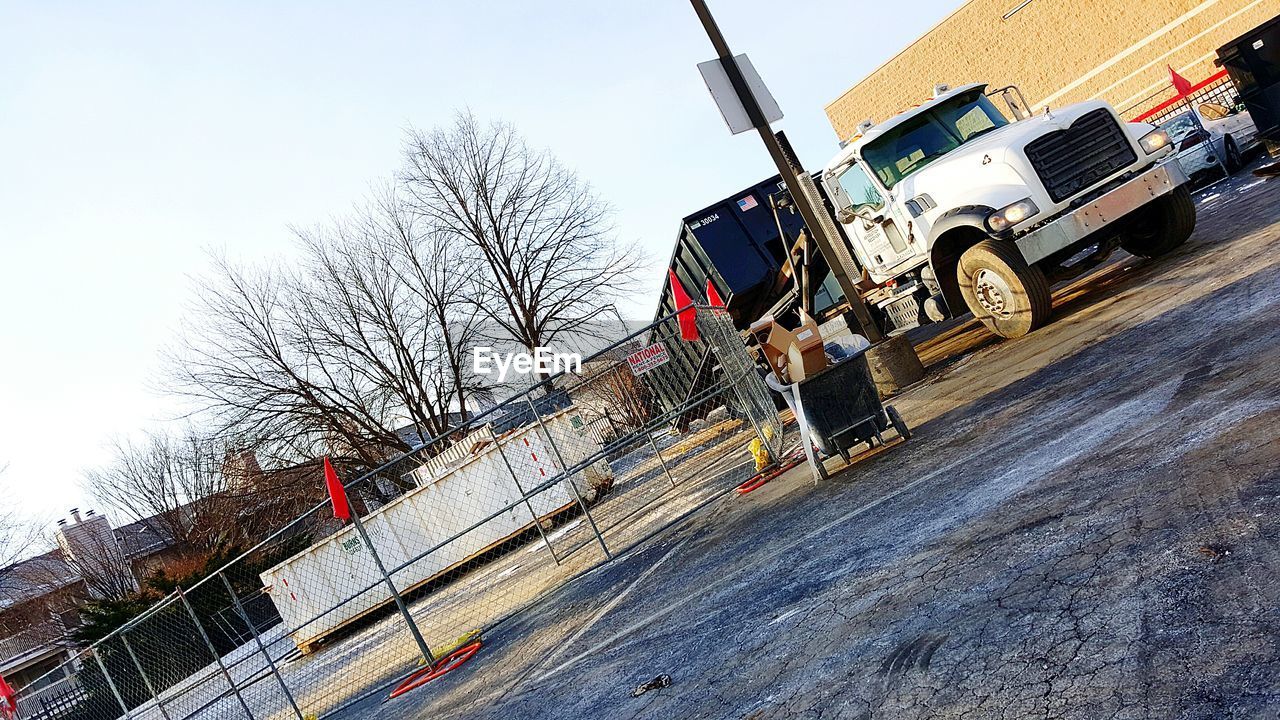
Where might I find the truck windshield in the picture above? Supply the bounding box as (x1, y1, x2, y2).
(861, 91, 1010, 188)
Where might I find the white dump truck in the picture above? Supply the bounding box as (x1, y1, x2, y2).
(820, 83, 1194, 338)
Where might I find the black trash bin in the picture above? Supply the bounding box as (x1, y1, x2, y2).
(797, 351, 910, 467)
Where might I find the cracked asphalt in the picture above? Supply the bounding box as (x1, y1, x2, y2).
(343, 166, 1280, 719)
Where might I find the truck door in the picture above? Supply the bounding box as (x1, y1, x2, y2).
(827, 161, 916, 278)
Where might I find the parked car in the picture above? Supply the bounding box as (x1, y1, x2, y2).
(1160, 101, 1262, 180)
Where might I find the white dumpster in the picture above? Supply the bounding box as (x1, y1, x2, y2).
(259, 408, 611, 652)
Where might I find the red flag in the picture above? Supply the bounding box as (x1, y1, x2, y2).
(0, 674, 16, 720)
(668, 270, 699, 341)
(1168, 65, 1193, 97)
(705, 279, 726, 308)
(324, 457, 351, 523)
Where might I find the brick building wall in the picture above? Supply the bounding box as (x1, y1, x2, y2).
(824, 0, 1278, 141)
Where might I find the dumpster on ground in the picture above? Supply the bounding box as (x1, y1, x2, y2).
(259, 407, 611, 653)
(1216, 13, 1280, 156)
(797, 351, 910, 478)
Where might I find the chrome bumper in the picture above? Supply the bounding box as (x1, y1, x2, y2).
(1016, 159, 1189, 265)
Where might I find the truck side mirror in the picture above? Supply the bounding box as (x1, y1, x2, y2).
(989, 85, 1031, 121)
(836, 206, 858, 224)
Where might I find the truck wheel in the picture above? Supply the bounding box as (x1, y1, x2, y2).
(957, 240, 1051, 339)
(1119, 186, 1196, 258)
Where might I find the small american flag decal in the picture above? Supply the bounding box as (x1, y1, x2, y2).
(737, 195, 758, 211)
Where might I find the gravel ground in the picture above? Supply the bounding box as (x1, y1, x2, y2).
(330, 164, 1280, 720)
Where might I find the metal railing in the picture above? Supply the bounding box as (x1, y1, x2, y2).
(0, 623, 65, 666)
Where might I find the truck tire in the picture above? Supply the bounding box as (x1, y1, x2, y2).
(1119, 186, 1196, 259)
(957, 239, 1052, 339)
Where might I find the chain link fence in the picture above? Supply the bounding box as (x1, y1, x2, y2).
(12, 306, 782, 720)
(1120, 70, 1238, 125)
(1120, 70, 1248, 183)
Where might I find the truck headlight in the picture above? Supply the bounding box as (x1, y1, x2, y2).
(987, 198, 1040, 233)
(1139, 128, 1171, 155)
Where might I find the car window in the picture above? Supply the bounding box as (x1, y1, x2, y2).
(1159, 112, 1199, 142)
(1198, 102, 1232, 121)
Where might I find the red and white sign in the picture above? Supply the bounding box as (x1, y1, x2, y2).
(627, 342, 670, 376)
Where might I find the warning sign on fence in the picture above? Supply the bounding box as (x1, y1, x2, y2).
(627, 342, 670, 376)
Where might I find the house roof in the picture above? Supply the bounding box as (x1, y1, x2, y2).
(0, 551, 80, 611)
(113, 517, 174, 559)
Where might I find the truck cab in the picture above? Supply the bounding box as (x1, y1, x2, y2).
(821, 83, 1194, 338)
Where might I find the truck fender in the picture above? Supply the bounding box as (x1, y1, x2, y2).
(926, 205, 996, 315)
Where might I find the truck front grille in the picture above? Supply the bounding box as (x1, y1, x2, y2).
(1025, 109, 1136, 203)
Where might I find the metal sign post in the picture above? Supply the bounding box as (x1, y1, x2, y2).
(690, 0, 883, 342)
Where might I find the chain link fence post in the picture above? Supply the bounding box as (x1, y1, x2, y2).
(218, 571, 305, 720)
(91, 647, 133, 720)
(348, 506, 437, 666)
(176, 587, 255, 719)
(119, 630, 172, 720)
(526, 394, 612, 560)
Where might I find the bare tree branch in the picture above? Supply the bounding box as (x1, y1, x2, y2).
(401, 112, 642, 372)
(167, 185, 494, 467)
(82, 430, 247, 560)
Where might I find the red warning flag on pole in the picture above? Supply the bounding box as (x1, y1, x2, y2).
(705, 279, 726, 308)
(1168, 65, 1193, 97)
(324, 456, 351, 523)
(668, 270, 699, 341)
(0, 674, 17, 720)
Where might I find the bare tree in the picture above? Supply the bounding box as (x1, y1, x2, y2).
(0, 464, 45, 569)
(401, 112, 641, 367)
(170, 187, 493, 467)
(168, 114, 638, 476)
(573, 361, 655, 429)
(82, 430, 242, 560)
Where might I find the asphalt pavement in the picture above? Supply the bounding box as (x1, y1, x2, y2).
(343, 163, 1280, 720)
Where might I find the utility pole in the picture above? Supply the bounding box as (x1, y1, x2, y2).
(688, 0, 882, 342)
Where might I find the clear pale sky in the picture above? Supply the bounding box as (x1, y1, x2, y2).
(0, 1, 960, 534)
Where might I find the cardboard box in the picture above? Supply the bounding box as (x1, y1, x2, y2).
(749, 315, 828, 383)
(786, 321, 828, 381)
(749, 316, 793, 381)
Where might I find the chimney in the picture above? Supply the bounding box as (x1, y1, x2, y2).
(85, 510, 95, 517)
(57, 519, 68, 526)
(70, 508, 82, 523)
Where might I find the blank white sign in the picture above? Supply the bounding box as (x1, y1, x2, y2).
(698, 53, 784, 135)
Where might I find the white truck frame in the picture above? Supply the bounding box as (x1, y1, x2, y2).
(821, 83, 1194, 339)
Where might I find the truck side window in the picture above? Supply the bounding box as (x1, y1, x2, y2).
(836, 162, 884, 212)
